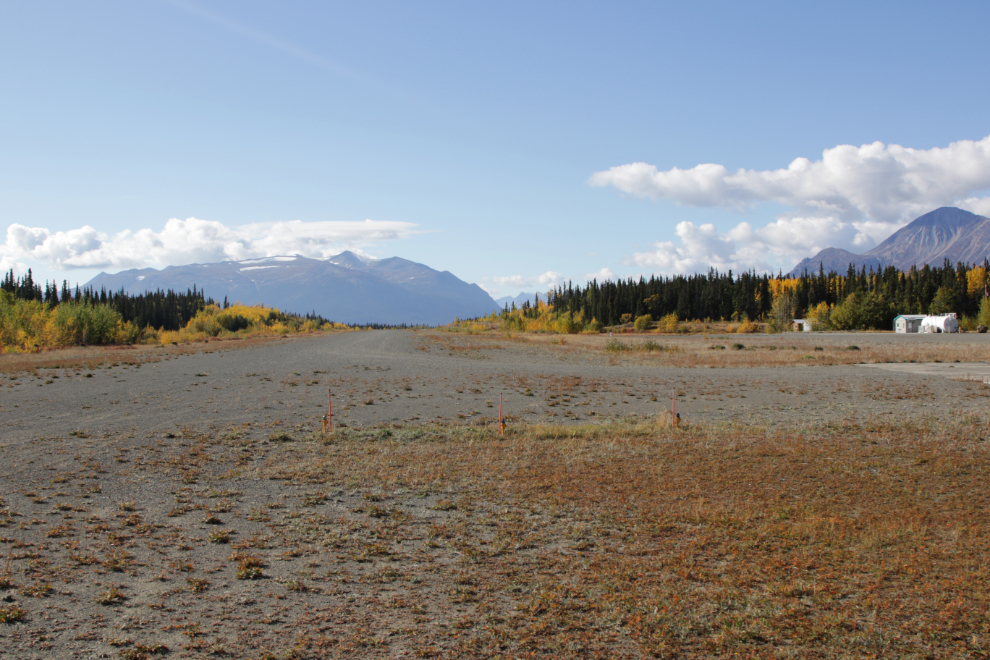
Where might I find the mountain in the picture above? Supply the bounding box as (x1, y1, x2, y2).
(85, 252, 499, 325)
(865, 207, 990, 269)
(494, 291, 540, 309)
(788, 207, 990, 276)
(788, 248, 884, 277)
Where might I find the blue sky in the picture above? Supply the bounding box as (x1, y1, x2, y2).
(3, 1, 990, 297)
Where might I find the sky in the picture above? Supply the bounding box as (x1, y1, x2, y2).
(3, 1, 990, 298)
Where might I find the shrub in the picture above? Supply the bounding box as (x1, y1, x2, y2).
(656, 313, 679, 333)
(830, 293, 861, 330)
(806, 301, 834, 331)
(633, 314, 653, 331)
(858, 292, 894, 330)
(584, 318, 604, 333)
(978, 297, 990, 328)
(604, 339, 629, 354)
(736, 320, 759, 333)
(769, 292, 795, 333)
(0, 604, 25, 623)
(555, 312, 582, 334)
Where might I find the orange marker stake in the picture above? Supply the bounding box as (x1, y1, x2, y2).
(499, 392, 504, 435)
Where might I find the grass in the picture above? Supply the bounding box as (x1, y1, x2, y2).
(0, 604, 26, 623)
(0, 331, 330, 375)
(4, 407, 990, 656)
(427, 328, 990, 368)
(256, 417, 990, 657)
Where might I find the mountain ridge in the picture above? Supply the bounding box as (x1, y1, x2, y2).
(85, 252, 499, 325)
(788, 207, 990, 276)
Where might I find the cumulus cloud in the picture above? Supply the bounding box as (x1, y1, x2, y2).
(590, 135, 990, 224)
(626, 214, 904, 275)
(591, 135, 990, 273)
(490, 271, 563, 289)
(584, 267, 615, 281)
(484, 271, 565, 297)
(1, 217, 418, 271)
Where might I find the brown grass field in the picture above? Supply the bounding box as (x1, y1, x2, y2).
(2, 417, 989, 658)
(439, 328, 990, 369)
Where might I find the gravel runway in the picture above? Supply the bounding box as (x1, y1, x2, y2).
(4, 329, 989, 447)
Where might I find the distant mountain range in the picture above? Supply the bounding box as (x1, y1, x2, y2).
(494, 291, 540, 309)
(86, 252, 499, 325)
(789, 207, 990, 276)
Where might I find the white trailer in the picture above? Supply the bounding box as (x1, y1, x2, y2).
(919, 313, 958, 333)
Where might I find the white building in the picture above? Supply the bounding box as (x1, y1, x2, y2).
(894, 314, 926, 333)
(920, 313, 958, 333)
(792, 319, 813, 332)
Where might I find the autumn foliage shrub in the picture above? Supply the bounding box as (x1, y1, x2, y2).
(0, 291, 138, 351)
(0, 291, 342, 352)
(654, 313, 678, 333)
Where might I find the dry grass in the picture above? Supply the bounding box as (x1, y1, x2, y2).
(262, 417, 990, 657)
(0, 331, 330, 374)
(4, 413, 989, 657)
(430, 329, 990, 368)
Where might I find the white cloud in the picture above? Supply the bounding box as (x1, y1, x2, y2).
(960, 196, 990, 218)
(491, 270, 563, 290)
(491, 275, 530, 289)
(1, 217, 418, 271)
(592, 135, 990, 274)
(584, 267, 615, 281)
(485, 270, 565, 297)
(626, 214, 908, 275)
(590, 135, 990, 224)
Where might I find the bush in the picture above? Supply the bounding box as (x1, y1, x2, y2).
(736, 320, 759, 333)
(584, 318, 604, 333)
(830, 293, 861, 331)
(604, 339, 629, 353)
(656, 313, 679, 333)
(633, 314, 653, 331)
(769, 292, 795, 333)
(978, 297, 990, 328)
(555, 312, 582, 334)
(806, 301, 833, 331)
(858, 292, 894, 330)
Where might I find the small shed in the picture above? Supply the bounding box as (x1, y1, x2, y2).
(791, 319, 813, 332)
(920, 313, 958, 334)
(894, 314, 926, 333)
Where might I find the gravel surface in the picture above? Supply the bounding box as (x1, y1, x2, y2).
(3, 330, 989, 445)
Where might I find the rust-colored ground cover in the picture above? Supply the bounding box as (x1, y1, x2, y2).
(2, 415, 987, 658)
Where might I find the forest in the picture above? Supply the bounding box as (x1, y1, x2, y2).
(5, 257, 990, 350)
(505, 259, 990, 332)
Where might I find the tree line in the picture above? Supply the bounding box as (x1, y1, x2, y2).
(536, 259, 990, 330)
(2, 268, 222, 331)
